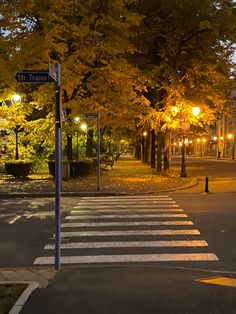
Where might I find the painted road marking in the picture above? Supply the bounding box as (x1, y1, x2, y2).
(74, 204, 179, 208)
(59, 229, 200, 237)
(66, 214, 187, 220)
(44, 240, 209, 250)
(34, 195, 219, 266)
(196, 276, 236, 288)
(34, 253, 218, 265)
(8, 215, 22, 224)
(71, 209, 184, 214)
(61, 221, 193, 227)
(79, 195, 170, 200)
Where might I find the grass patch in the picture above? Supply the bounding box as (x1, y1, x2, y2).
(0, 283, 27, 314)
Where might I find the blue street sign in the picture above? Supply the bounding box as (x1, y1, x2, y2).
(82, 113, 98, 118)
(15, 71, 50, 83)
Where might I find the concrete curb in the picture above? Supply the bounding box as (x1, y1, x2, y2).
(1, 281, 39, 314)
(0, 178, 198, 198)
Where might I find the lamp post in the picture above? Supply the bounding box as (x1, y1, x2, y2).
(227, 133, 234, 159)
(180, 106, 200, 177)
(74, 117, 80, 159)
(142, 131, 148, 163)
(11, 94, 21, 160)
(180, 134, 187, 177)
(213, 136, 218, 157)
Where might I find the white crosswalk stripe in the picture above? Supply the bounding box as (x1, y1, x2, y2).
(34, 195, 219, 265)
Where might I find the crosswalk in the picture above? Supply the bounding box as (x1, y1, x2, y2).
(33, 195, 218, 265)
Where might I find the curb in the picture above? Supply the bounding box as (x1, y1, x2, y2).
(0, 179, 198, 199)
(1, 281, 39, 314)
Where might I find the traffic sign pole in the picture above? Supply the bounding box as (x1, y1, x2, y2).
(15, 65, 62, 271)
(54, 63, 61, 271)
(97, 111, 101, 191)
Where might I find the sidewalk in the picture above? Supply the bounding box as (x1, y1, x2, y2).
(0, 155, 197, 197)
(18, 267, 236, 314)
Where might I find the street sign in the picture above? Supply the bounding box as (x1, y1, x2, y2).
(49, 63, 57, 81)
(15, 71, 50, 83)
(82, 113, 98, 119)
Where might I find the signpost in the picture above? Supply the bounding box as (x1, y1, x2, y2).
(15, 64, 62, 271)
(53, 64, 62, 271)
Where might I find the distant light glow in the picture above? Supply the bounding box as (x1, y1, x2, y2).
(80, 123, 87, 131)
(192, 107, 200, 117)
(12, 93, 21, 103)
(74, 116, 80, 123)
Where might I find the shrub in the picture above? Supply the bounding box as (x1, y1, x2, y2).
(48, 161, 70, 180)
(48, 159, 96, 179)
(70, 159, 95, 177)
(5, 160, 33, 178)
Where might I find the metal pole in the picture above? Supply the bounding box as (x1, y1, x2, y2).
(180, 136, 187, 177)
(54, 63, 61, 271)
(205, 176, 209, 193)
(97, 111, 101, 191)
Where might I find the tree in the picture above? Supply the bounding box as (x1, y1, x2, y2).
(133, 0, 236, 172)
(0, 0, 148, 161)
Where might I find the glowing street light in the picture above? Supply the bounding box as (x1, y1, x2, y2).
(180, 106, 200, 177)
(192, 106, 201, 117)
(142, 131, 148, 163)
(80, 122, 87, 131)
(12, 93, 21, 103)
(227, 133, 234, 159)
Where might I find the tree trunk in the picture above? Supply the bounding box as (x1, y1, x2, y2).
(163, 132, 171, 175)
(66, 108, 73, 161)
(86, 129, 94, 157)
(15, 130, 19, 160)
(134, 144, 141, 159)
(67, 135, 73, 161)
(150, 130, 155, 168)
(156, 132, 163, 173)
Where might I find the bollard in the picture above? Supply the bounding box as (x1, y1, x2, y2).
(204, 176, 209, 193)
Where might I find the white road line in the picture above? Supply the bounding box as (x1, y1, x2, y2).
(61, 221, 193, 227)
(8, 215, 22, 224)
(34, 253, 219, 265)
(70, 208, 184, 215)
(44, 240, 209, 250)
(66, 214, 188, 220)
(77, 201, 175, 205)
(25, 212, 54, 218)
(59, 229, 200, 237)
(79, 195, 170, 200)
(74, 204, 179, 208)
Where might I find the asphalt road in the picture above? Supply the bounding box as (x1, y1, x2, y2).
(3, 157, 236, 314)
(0, 193, 236, 272)
(1, 157, 236, 271)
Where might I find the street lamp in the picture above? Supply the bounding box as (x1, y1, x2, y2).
(74, 118, 87, 159)
(180, 106, 200, 177)
(142, 131, 148, 163)
(11, 93, 21, 103)
(80, 122, 87, 132)
(227, 133, 234, 159)
(10, 93, 22, 160)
